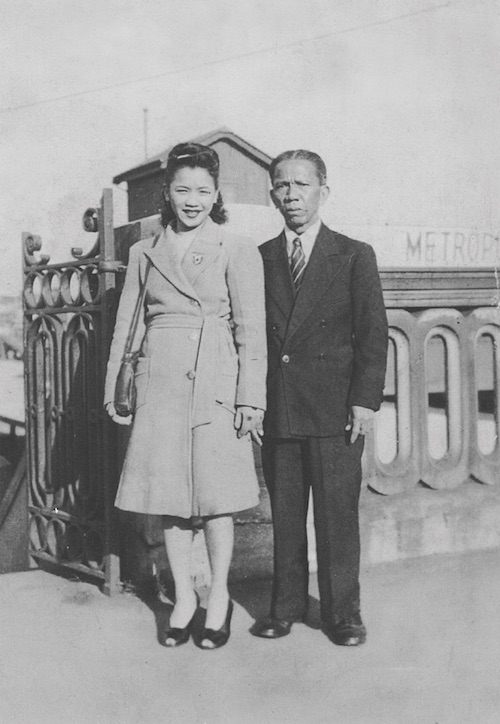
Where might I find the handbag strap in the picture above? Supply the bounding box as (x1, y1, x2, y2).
(122, 233, 160, 357)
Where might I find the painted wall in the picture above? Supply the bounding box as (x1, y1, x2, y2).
(212, 140, 270, 205)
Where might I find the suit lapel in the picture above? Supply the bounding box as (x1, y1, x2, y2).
(262, 232, 295, 320)
(285, 224, 348, 345)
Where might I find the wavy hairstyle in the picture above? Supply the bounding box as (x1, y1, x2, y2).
(160, 142, 228, 227)
(269, 149, 328, 186)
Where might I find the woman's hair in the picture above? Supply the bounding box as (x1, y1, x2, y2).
(160, 142, 228, 226)
(269, 149, 328, 186)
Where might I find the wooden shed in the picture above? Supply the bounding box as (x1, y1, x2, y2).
(113, 128, 273, 222)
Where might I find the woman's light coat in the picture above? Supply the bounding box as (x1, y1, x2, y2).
(105, 218, 267, 517)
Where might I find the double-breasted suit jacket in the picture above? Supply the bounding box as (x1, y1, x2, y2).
(105, 217, 267, 518)
(260, 223, 388, 439)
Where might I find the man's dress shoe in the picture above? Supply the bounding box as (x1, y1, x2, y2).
(250, 617, 294, 639)
(324, 614, 366, 646)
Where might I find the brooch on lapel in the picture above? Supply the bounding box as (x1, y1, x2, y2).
(192, 253, 203, 265)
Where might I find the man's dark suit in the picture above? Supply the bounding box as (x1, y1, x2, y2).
(259, 222, 388, 626)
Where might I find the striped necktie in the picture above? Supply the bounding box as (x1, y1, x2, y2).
(290, 237, 306, 291)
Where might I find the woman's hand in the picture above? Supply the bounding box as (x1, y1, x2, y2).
(234, 406, 264, 445)
(105, 401, 133, 426)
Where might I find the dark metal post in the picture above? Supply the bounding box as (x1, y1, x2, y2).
(99, 189, 122, 595)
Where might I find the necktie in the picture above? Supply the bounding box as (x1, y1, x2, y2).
(290, 237, 306, 291)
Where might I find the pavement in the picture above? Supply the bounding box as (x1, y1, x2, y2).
(1, 549, 499, 724)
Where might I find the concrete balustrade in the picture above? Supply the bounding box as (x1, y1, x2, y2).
(365, 310, 421, 495)
(468, 309, 500, 485)
(366, 305, 499, 495)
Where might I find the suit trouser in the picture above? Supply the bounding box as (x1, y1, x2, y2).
(261, 434, 364, 626)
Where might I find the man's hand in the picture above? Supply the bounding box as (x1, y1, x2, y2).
(346, 405, 374, 444)
(234, 406, 265, 445)
(105, 401, 133, 426)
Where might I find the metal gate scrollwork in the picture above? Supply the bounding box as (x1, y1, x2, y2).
(22, 190, 121, 593)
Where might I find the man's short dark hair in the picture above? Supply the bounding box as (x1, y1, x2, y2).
(269, 150, 327, 185)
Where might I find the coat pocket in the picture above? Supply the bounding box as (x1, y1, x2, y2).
(215, 387, 237, 414)
(134, 357, 151, 410)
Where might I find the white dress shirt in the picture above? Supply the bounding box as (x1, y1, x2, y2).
(284, 218, 322, 266)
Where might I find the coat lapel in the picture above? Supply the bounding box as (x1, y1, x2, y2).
(262, 232, 295, 320)
(181, 217, 222, 288)
(285, 224, 348, 345)
(144, 228, 196, 299)
(144, 218, 222, 301)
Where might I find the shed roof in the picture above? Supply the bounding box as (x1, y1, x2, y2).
(113, 127, 272, 184)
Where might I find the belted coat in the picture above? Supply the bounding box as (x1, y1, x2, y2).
(104, 218, 267, 518)
(260, 223, 388, 438)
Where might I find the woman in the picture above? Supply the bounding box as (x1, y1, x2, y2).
(104, 142, 266, 649)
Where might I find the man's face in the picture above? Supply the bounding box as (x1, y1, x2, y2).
(270, 159, 329, 233)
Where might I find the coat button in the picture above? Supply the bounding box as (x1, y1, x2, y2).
(186, 370, 196, 380)
(271, 324, 279, 331)
(320, 320, 327, 327)
(188, 332, 199, 341)
(318, 353, 325, 361)
(282, 354, 290, 364)
(189, 299, 199, 306)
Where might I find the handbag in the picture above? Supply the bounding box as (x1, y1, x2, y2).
(114, 350, 140, 417)
(114, 236, 158, 417)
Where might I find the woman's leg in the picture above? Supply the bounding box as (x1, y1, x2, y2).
(163, 517, 197, 628)
(203, 514, 234, 634)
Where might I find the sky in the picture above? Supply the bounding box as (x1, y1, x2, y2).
(1, 0, 499, 296)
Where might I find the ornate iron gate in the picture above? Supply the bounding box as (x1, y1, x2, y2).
(22, 190, 122, 593)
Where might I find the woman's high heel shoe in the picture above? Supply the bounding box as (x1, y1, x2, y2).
(197, 599, 234, 650)
(162, 607, 198, 648)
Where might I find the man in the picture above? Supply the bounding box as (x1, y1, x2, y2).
(251, 150, 388, 646)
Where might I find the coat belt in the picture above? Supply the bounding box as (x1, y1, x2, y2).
(148, 313, 231, 428)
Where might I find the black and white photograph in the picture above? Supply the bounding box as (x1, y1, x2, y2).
(0, 1, 499, 722)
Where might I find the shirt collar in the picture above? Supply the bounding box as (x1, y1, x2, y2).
(284, 218, 322, 245)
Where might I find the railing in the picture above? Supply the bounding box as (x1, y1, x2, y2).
(363, 269, 500, 493)
(21, 190, 121, 593)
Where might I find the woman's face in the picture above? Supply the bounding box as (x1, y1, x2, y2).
(166, 166, 217, 232)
